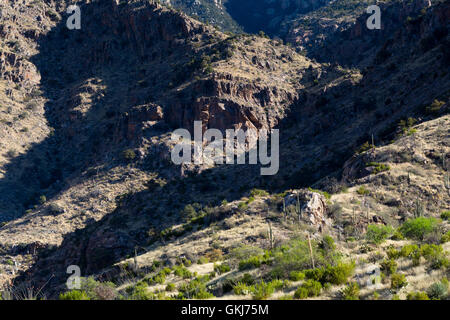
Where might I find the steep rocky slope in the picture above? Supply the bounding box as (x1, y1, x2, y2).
(0, 0, 448, 299)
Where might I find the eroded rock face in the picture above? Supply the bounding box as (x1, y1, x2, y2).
(284, 189, 329, 229)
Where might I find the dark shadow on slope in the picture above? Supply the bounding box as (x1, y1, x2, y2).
(225, 0, 331, 36)
(0, 0, 199, 222)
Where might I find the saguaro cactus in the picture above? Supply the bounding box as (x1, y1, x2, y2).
(444, 173, 450, 195)
(414, 198, 424, 217)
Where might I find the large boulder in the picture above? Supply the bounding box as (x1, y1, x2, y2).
(284, 189, 330, 230)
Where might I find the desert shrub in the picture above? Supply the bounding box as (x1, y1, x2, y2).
(425, 100, 445, 115)
(420, 244, 449, 269)
(400, 244, 420, 259)
(406, 291, 429, 300)
(165, 283, 175, 292)
(357, 186, 370, 195)
(391, 230, 404, 240)
(289, 271, 306, 281)
(391, 273, 408, 291)
(366, 224, 394, 244)
(173, 266, 192, 279)
(271, 238, 338, 278)
(250, 188, 268, 197)
(59, 290, 90, 300)
(294, 287, 309, 299)
(239, 255, 267, 271)
(320, 235, 336, 252)
(308, 187, 331, 200)
(399, 217, 439, 240)
(122, 149, 136, 162)
(151, 273, 166, 284)
(240, 273, 255, 285)
(440, 211, 450, 220)
(197, 257, 209, 264)
(63, 277, 117, 300)
(441, 231, 450, 244)
(252, 281, 275, 300)
(204, 248, 223, 262)
(321, 262, 355, 285)
(39, 195, 47, 205)
(386, 247, 401, 260)
(178, 278, 214, 299)
(237, 202, 248, 211)
(214, 263, 231, 274)
(365, 162, 390, 174)
(380, 259, 398, 275)
(294, 280, 322, 299)
(233, 282, 253, 295)
(426, 282, 448, 300)
(304, 268, 325, 282)
(127, 283, 153, 300)
(230, 245, 265, 261)
(340, 282, 359, 300)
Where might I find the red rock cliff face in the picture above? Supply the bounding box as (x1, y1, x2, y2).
(165, 74, 299, 134)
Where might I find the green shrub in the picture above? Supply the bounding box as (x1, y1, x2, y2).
(65, 277, 117, 300)
(400, 244, 420, 259)
(289, 271, 306, 281)
(304, 268, 325, 282)
(122, 149, 136, 162)
(440, 211, 450, 220)
(425, 100, 445, 115)
(294, 280, 322, 299)
(294, 287, 309, 299)
(399, 217, 439, 240)
(426, 282, 448, 300)
(420, 244, 449, 269)
(391, 273, 408, 291)
(197, 257, 209, 264)
(59, 290, 90, 300)
(239, 255, 265, 270)
(214, 263, 231, 274)
(391, 230, 404, 240)
(178, 279, 214, 299)
(321, 262, 355, 285)
(386, 247, 401, 260)
(406, 291, 429, 300)
(365, 162, 390, 174)
(237, 202, 248, 211)
(366, 224, 394, 244)
(357, 186, 370, 195)
(307, 187, 331, 200)
(380, 259, 397, 275)
(271, 238, 338, 278)
(320, 235, 336, 252)
(152, 273, 166, 284)
(250, 188, 268, 197)
(340, 282, 359, 300)
(252, 281, 275, 300)
(441, 231, 450, 244)
(165, 283, 175, 292)
(233, 282, 253, 295)
(173, 266, 192, 279)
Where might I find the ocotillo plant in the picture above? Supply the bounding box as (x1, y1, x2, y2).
(268, 221, 274, 249)
(307, 233, 315, 269)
